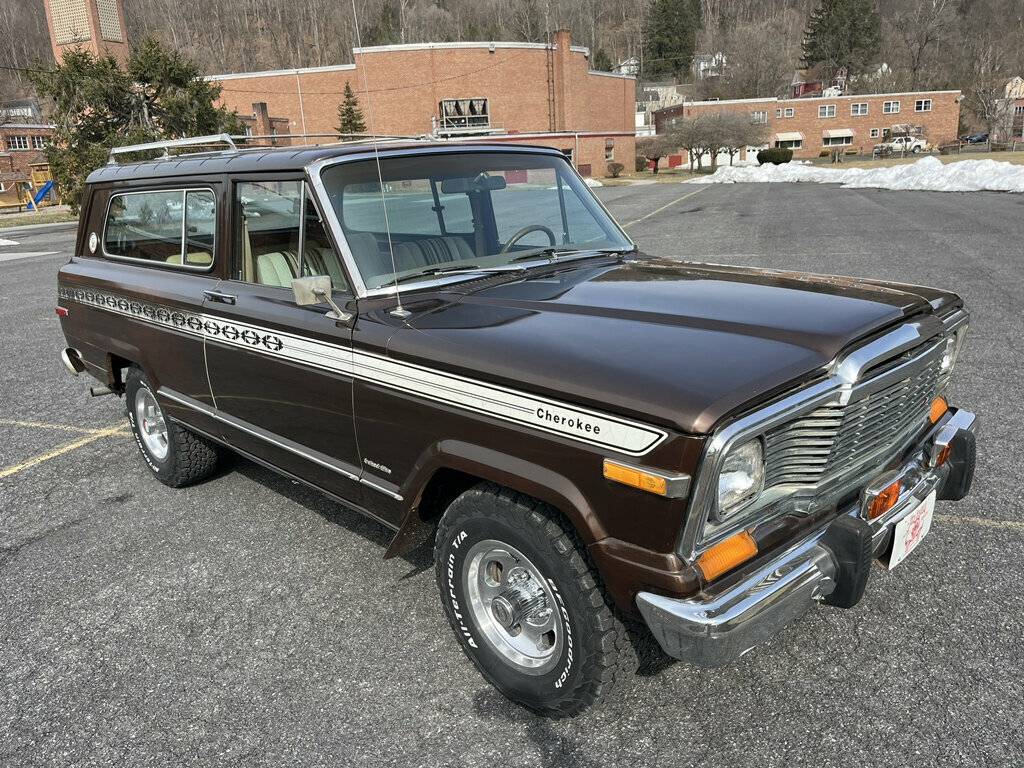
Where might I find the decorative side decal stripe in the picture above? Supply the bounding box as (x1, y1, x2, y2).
(59, 287, 668, 456)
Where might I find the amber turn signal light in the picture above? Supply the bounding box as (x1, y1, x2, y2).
(603, 459, 668, 496)
(867, 480, 901, 519)
(697, 530, 758, 582)
(929, 396, 949, 424)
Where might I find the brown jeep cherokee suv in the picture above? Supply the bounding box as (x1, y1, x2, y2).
(57, 136, 977, 715)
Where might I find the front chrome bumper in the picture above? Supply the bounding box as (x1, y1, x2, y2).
(636, 407, 977, 667)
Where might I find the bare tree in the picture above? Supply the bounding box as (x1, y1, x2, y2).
(889, 0, 955, 90)
(636, 134, 675, 173)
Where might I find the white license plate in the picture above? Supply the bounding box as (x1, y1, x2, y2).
(887, 490, 936, 570)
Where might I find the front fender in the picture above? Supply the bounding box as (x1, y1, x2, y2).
(385, 438, 604, 559)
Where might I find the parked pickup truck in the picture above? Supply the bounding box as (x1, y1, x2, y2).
(874, 135, 931, 154)
(56, 136, 977, 715)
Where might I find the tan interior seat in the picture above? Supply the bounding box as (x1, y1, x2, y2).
(256, 251, 298, 287)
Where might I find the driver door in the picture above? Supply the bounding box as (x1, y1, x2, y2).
(202, 177, 366, 507)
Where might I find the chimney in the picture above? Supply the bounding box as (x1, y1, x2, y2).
(252, 102, 272, 144)
(551, 29, 573, 132)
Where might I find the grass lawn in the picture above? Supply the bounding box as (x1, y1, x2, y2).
(0, 208, 77, 229)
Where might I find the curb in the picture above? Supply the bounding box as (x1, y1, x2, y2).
(0, 220, 78, 236)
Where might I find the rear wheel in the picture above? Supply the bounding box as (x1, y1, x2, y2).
(434, 483, 637, 715)
(124, 367, 219, 487)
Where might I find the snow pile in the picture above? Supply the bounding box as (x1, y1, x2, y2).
(584, 177, 604, 188)
(687, 156, 1024, 193)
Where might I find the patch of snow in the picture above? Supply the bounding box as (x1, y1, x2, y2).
(583, 177, 604, 187)
(0, 238, 20, 246)
(686, 156, 1024, 193)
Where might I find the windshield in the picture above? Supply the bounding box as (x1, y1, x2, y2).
(319, 151, 634, 291)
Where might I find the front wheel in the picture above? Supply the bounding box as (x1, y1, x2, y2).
(434, 484, 637, 715)
(124, 367, 220, 487)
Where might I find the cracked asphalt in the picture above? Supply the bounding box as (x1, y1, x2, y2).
(1, 182, 1022, 767)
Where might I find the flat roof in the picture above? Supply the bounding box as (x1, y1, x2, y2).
(654, 89, 962, 115)
(85, 140, 565, 184)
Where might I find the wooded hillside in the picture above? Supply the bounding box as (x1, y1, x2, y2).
(3, 0, 1023, 127)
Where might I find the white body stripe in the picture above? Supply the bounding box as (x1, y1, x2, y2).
(59, 287, 667, 456)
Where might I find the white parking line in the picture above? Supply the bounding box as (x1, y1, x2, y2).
(0, 251, 59, 263)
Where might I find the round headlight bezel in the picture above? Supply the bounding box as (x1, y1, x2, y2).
(714, 437, 766, 521)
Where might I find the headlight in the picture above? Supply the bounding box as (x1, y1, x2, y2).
(716, 439, 765, 518)
(940, 328, 966, 374)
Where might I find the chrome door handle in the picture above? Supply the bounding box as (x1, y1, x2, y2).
(202, 290, 236, 305)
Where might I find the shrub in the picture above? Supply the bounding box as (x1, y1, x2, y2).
(635, 155, 648, 172)
(757, 148, 793, 165)
(606, 161, 625, 178)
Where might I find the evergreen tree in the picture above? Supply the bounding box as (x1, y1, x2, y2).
(591, 48, 614, 72)
(802, 0, 882, 79)
(29, 38, 240, 209)
(336, 82, 367, 137)
(643, 0, 702, 81)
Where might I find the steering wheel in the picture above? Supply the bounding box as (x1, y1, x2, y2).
(499, 225, 557, 254)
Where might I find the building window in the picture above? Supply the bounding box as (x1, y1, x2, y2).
(870, 128, 880, 138)
(818, 104, 836, 118)
(1015, 105, 1024, 115)
(5, 135, 29, 150)
(31, 135, 47, 150)
(851, 103, 868, 116)
(915, 99, 932, 112)
(775, 139, 802, 149)
(604, 139, 615, 162)
(822, 135, 854, 146)
(883, 101, 901, 114)
(751, 111, 768, 124)
(438, 98, 490, 133)
(775, 108, 782, 118)
(784, 107, 795, 118)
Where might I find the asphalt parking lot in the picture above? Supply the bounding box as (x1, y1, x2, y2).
(2, 182, 1023, 767)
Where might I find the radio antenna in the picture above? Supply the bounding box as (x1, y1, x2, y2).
(350, 0, 409, 318)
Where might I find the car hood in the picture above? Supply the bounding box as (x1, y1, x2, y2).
(389, 256, 957, 435)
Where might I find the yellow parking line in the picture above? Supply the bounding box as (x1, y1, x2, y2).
(0, 419, 109, 435)
(935, 513, 1024, 532)
(0, 425, 129, 480)
(621, 187, 704, 229)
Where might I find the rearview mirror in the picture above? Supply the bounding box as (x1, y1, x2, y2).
(441, 174, 507, 194)
(292, 275, 352, 324)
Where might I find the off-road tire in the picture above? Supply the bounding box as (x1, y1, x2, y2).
(124, 367, 219, 488)
(434, 483, 638, 715)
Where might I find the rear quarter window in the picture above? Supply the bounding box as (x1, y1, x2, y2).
(103, 188, 216, 270)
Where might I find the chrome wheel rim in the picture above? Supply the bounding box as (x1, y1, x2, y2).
(134, 388, 169, 461)
(464, 539, 563, 675)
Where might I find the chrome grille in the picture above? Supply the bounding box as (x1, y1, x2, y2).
(764, 353, 942, 490)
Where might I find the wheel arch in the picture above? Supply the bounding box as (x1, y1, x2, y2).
(384, 439, 604, 560)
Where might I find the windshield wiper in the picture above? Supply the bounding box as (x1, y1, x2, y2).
(509, 247, 568, 262)
(393, 264, 524, 285)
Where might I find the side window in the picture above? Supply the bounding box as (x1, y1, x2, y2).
(300, 191, 350, 292)
(181, 190, 216, 267)
(235, 180, 348, 291)
(104, 189, 185, 265)
(235, 180, 302, 287)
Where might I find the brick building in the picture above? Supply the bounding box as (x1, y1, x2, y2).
(1, 102, 54, 205)
(654, 90, 962, 159)
(208, 32, 636, 177)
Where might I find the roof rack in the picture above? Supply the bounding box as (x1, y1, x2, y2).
(107, 133, 238, 165)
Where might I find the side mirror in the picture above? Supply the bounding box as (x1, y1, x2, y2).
(292, 275, 352, 324)
(292, 274, 332, 306)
